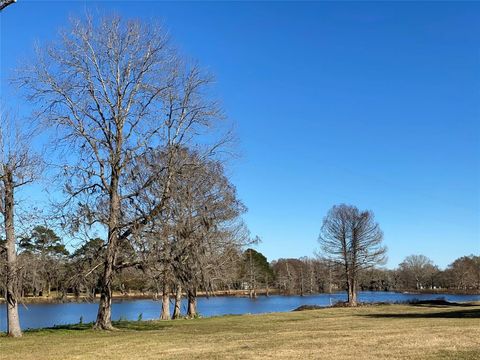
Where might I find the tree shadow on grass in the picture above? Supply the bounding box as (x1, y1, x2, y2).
(24, 323, 94, 333)
(407, 300, 479, 307)
(24, 320, 175, 333)
(363, 307, 480, 319)
(113, 320, 175, 331)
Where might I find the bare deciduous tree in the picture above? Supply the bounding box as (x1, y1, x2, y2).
(135, 147, 248, 318)
(0, 112, 42, 337)
(17, 16, 227, 329)
(318, 204, 386, 306)
(444, 255, 480, 291)
(171, 156, 247, 317)
(398, 254, 439, 290)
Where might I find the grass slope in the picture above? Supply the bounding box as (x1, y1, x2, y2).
(1, 304, 479, 359)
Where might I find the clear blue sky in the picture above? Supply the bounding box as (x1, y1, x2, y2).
(1, 1, 479, 269)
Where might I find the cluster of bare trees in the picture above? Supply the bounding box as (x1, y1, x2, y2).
(272, 258, 337, 295)
(0, 15, 251, 336)
(273, 254, 480, 296)
(3, 239, 476, 296)
(382, 254, 480, 292)
(136, 148, 249, 319)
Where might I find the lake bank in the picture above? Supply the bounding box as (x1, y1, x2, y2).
(2, 291, 480, 331)
(2, 303, 479, 359)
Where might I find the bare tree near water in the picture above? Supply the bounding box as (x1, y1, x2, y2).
(318, 204, 387, 306)
(134, 147, 248, 319)
(16, 15, 228, 329)
(0, 111, 42, 337)
(398, 254, 439, 290)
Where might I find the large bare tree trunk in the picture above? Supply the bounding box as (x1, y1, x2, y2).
(4, 170, 22, 337)
(172, 284, 182, 319)
(347, 276, 358, 306)
(94, 172, 121, 330)
(94, 260, 114, 329)
(186, 287, 197, 318)
(160, 283, 171, 320)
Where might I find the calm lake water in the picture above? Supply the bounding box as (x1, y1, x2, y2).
(1, 291, 479, 331)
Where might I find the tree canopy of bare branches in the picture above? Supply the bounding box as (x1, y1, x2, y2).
(398, 254, 439, 290)
(318, 204, 386, 306)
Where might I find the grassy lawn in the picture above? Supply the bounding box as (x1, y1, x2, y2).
(1, 304, 479, 359)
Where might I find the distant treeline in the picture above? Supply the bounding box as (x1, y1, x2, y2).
(1, 229, 478, 304)
(270, 254, 480, 295)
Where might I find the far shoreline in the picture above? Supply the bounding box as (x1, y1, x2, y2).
(1, 288, 479, 305)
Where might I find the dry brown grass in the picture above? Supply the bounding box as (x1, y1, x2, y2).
(1, 304, 479, 359)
